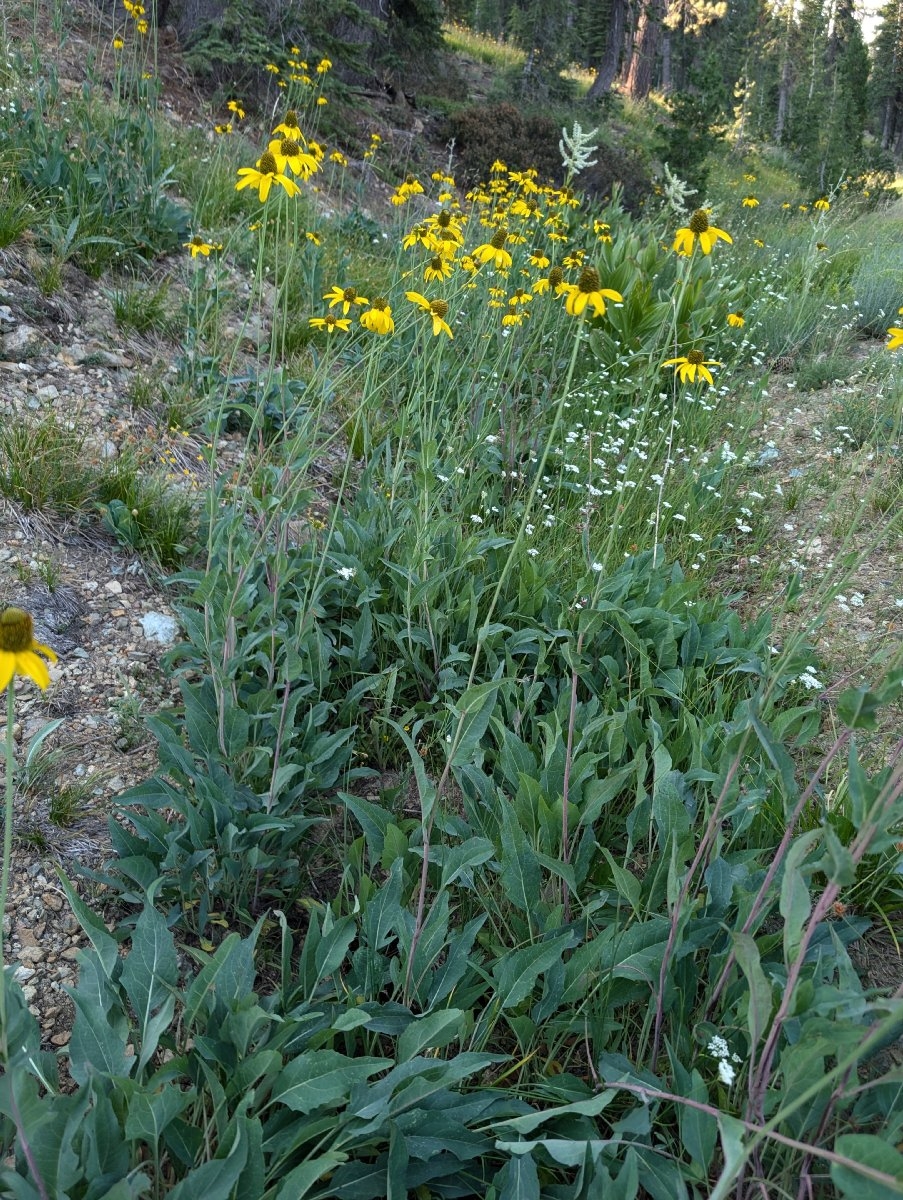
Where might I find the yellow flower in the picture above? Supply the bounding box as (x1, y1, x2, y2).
(781, 202, 792, 210)
(113, 35, 124, 49)
(305, 231, 321, 245)
(816, 242, 827, 251)
(265, 63, 280, 74)
(423, 255, 452, 283)
(743, 173, 756, 182)
(673, 210, 732, 256)
(403, 224, 438, 252)
(798, 204, 809, 212)
(406, 291, 453, 338)
(742, 196, 759, 207)
(529, 248, 550, 269)
(562, 267, 622, 318)
(227, 99, 245, 119)
(887, 327, 903, 351)
(317, 96, 328, 106)
(360, 298, 394, 335)
(136, 18, 148, 34)
(508, 288, 532, 307)
(324, 285, 369, 315)
(273, 110, 302, 138)
(814, 198, 830, 211)
(473, 228, 512, 271)
(727, 311, 745, 328)
(214, 122, 233, 135)
(754, 238, 765, 248)
(235, 152, 301, 202)
(0, 608, 57, 691)
(309, 314, 351, 334)
(501, 306, 524, 327)
(267, 137, 318, 179)
(330, 151, 348, 166)
(662, 349, 722, 386)
(317, 57, 332, 73)
(184, 235, 222, 258)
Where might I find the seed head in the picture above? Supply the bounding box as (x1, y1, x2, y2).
(430, 299, 449, 318)
(258, 151, 278, 175)
(577, 266, 601, 294)
(687, 349, 704, 365)
(688, 209, 710, 234)
(490, 228, 508, 249)
(0, 607, 34, 653)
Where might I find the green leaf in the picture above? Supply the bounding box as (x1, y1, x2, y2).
(437, 836, 496, 890)
(494, 932, 576, 1010)
(397, 1009, 465, 1061)
(55, 870, 121, 981)
(270, 1050, 391, 1114)
(731, 932, 772, 1051)
(448, 676, 505, 768)
(273, 1152, 349, 1200)
(124, 1086, 195, 1143)
(166, 1116, 250, 1200)
(837, 686, 882, 730)
(780, 830, 819, 962)
(830, 1134, 903, 1198)
(496, 1151, 540, 1200)
(708, 1112, 747, 1200)
(120, 898, 179, 1073)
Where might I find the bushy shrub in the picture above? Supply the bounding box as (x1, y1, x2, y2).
(442, 101, 562, 184)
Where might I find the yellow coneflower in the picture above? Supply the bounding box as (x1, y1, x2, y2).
(0, 609, 57, 691)
(662, 349, 722, 385)
(309, 314, 351, 334)
(184, 236, 222, 258)
(360, 298, 394, 335)
(227, 99, 245, 120)
(562, 267, 622, 318)
(405, 291, 453, 338)
(235, 152, 300, 202)
(423, 256, 452, 284)
(324, 285, 369, 315)
(742, 196, 759, 207)
(673, 210, 732, 257)
(473, 228, 512, 271)
(727, 311, 745, 328)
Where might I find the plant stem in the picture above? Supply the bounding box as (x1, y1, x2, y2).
(0, 681, 15, 1061)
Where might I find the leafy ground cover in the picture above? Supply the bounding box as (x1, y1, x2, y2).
(1, 8, 903, 1199)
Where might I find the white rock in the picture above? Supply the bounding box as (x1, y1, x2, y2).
(104, 580, 123, 595)
(140, 611, 179, 644)
(13, 964, 35, 982)
(36, 383, 59, 400)
(1, 325, 42, 356)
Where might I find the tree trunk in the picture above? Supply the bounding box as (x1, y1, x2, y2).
(624, 0, 666, 99)
(774, 3, 793, 142)
(588, 0, 628, 97)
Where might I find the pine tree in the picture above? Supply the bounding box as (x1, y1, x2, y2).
(871, 0, 903, 151)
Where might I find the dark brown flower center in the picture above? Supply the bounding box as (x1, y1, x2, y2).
(258, 151, 278, 176)
(548, 266, 563, 287)
(372, 297, 388, 311)
(430, 299, 449, 317)
(490, 228, 508, 249)
(577, 266, 601, 294)
(687, 349, 704, 365)
(689, 209, 710, 234)
(342, 287, 357, 302)
(280, 138, 300, 156)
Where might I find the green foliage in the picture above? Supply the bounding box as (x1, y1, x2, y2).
(656, 83, 726, 196)
(0, 412, 96, 513)
(441, 101, 563, 183)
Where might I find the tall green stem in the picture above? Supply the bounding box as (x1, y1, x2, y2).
(0, 682, 15, 1059)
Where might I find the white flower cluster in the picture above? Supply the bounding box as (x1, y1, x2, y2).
(559, 122, 599, 177)
(660, 162, 697, 215)
(708, 1034, 741, 1086)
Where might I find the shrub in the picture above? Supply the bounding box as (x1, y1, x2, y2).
(442, 101, 563, 184)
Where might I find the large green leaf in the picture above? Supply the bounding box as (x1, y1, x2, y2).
(493, 932, 576, 1010)
(270, 1050, 391, 1114)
